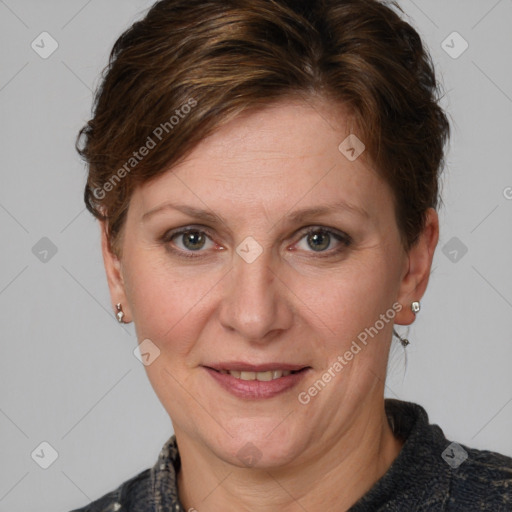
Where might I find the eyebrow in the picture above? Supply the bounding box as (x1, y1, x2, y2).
(142, 200, 369, 225)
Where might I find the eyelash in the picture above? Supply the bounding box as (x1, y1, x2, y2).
(160, 225, 353, 260)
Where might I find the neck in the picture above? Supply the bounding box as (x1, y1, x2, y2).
(176, 403, 403, 512)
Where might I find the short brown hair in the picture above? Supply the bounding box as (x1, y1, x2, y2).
(77, 0, 450, 256)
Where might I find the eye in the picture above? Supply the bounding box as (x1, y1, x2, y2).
(294, 227, 352, 256)
(163, 227, 216, 258)
(161, 225, 352, 260)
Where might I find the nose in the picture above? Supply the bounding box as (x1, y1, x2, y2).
(218, 244, 294, 343)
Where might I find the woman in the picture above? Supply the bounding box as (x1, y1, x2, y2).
(70, 0, 512, 510)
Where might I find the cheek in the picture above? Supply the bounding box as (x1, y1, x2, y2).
(308, 257, 397, 329)
(298, 257, 401, 374)
(123, 251, 212, 347)
(122, 253, 257, 384)
(123, 233, 401, 360)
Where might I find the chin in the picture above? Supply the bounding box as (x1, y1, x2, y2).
(209, 421, 309, 470)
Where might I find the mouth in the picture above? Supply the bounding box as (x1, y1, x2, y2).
(203, 363, 311, 399)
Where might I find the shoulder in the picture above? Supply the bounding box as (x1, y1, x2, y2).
(68, 467, 151, 512)
(383, 399, 512, 510)
(445, 444, 512, 511)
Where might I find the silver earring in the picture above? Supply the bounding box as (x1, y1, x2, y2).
(116, 303, 125, 323)
(393, 300, 420, 347)
(393, 328, 410, 347)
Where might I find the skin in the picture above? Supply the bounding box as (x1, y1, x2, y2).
(101, 99, 439, 511)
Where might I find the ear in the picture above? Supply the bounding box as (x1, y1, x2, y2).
(394, 208, 439, 326)
(100, 221, 131, 322)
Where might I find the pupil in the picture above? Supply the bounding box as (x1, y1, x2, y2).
(184, 231, 205, 250)
(308, 231, 329, 251)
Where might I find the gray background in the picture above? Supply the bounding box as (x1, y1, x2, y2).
(0, 1, 511, 510)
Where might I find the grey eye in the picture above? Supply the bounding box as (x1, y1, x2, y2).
(176, 230, 209, 251)
(306, 230, 331, 251)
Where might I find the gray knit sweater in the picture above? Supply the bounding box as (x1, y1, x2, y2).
(70, 399, 512, 511)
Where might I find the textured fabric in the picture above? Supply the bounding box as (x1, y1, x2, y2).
(69, 399, 512, 511)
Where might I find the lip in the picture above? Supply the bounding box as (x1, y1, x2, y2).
(203, 365, 311, 400)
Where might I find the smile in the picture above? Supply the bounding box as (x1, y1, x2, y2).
(204, 366, 311, 399)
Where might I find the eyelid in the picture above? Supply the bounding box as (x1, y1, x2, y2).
(295, 225, 352, 244)
(161, 225, 217, 247)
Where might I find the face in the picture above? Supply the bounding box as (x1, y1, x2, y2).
(103, 99, 436, 469)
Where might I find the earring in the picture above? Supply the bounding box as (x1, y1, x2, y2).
(393, 300, 421, 347)
(115, 303, 125, 323)
(393, 328, 410, 347)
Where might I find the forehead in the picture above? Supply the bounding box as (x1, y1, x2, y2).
(185, 99, 360, 164)
(131, 99, 394, 226)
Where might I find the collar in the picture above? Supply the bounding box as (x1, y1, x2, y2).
(150, 432, 185, 511)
